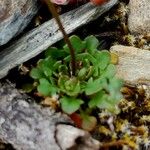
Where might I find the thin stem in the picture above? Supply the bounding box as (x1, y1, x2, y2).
(43, 0, 76, 76)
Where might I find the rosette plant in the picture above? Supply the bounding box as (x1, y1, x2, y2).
(30, 35, 123, 130)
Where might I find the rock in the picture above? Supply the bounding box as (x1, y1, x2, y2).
(56, 124, 100, 150)
(0, 0, 118, 79)
(0, 81, 100, 150)
(128, 0, 150, 35)
(110, 45, 150, 86)
(0, 0, 38, 46)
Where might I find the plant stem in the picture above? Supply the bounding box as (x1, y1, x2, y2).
(43, 0, 76, 76)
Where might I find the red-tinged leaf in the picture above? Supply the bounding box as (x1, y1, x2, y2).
(70, 113, 82, 128)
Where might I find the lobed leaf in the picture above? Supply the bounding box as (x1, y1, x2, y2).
(88, 90, 105, 108)
(45, 47, 67, 59)
(102, 64, 116, 78)
(37, 78, 57, 96)
(85, 77, 107, 95)
(85, 35, 99, 54)
(95, 50, 111, 70)
(63, 35, 86, 53)
(60, 96, 83, 114)
(30, 68, 44, 79)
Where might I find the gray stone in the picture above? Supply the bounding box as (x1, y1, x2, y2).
(0, 81, 100, 150)
(0, 0, 38, 46)
(128, 0, 150, 35)
(110, 45, 150, 86)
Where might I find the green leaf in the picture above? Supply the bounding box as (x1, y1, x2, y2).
(45, 47, 58, 57)
(85, 66, 95, 79)
(107, 77, 123, 101)
(95, 51, 111, 70)
(37, 58, 55, 78)
(38, 57, 55, 70)
(65, 79, 81, 96)
(78, 66, 94, 80)
(78, 67, 87, 80)
(63, 35, 86, 53)
(45, 47, 67, 59)
(82, 58, 90, 67)
(78, 53, 97, 64)
(96, 94, 113, 109)
(58, 75, 69, 90)
(37, 78, 57, 96)
(64, 53, 97, 65)
(58, 75, 69, 87)
(102, 64, 116, 78)
(93, 67, 99, 77)
(85, 35, 99, 54)
(60, 96, 83, 114)
(53, 61, 62, 71)
(93, 94, 119, 113)
(58, 76, 81, 96)
(58, 65, 68, 74)
(85, 77, 107, 95)
(43, 67, 52, 77)
(30, 68, 44, 79)
(88, 91, 105, 108)
(109, 77, 123, 92)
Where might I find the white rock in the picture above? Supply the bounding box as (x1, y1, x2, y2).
(110, 45, 150, 86)
(128, 0, 150, 35)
